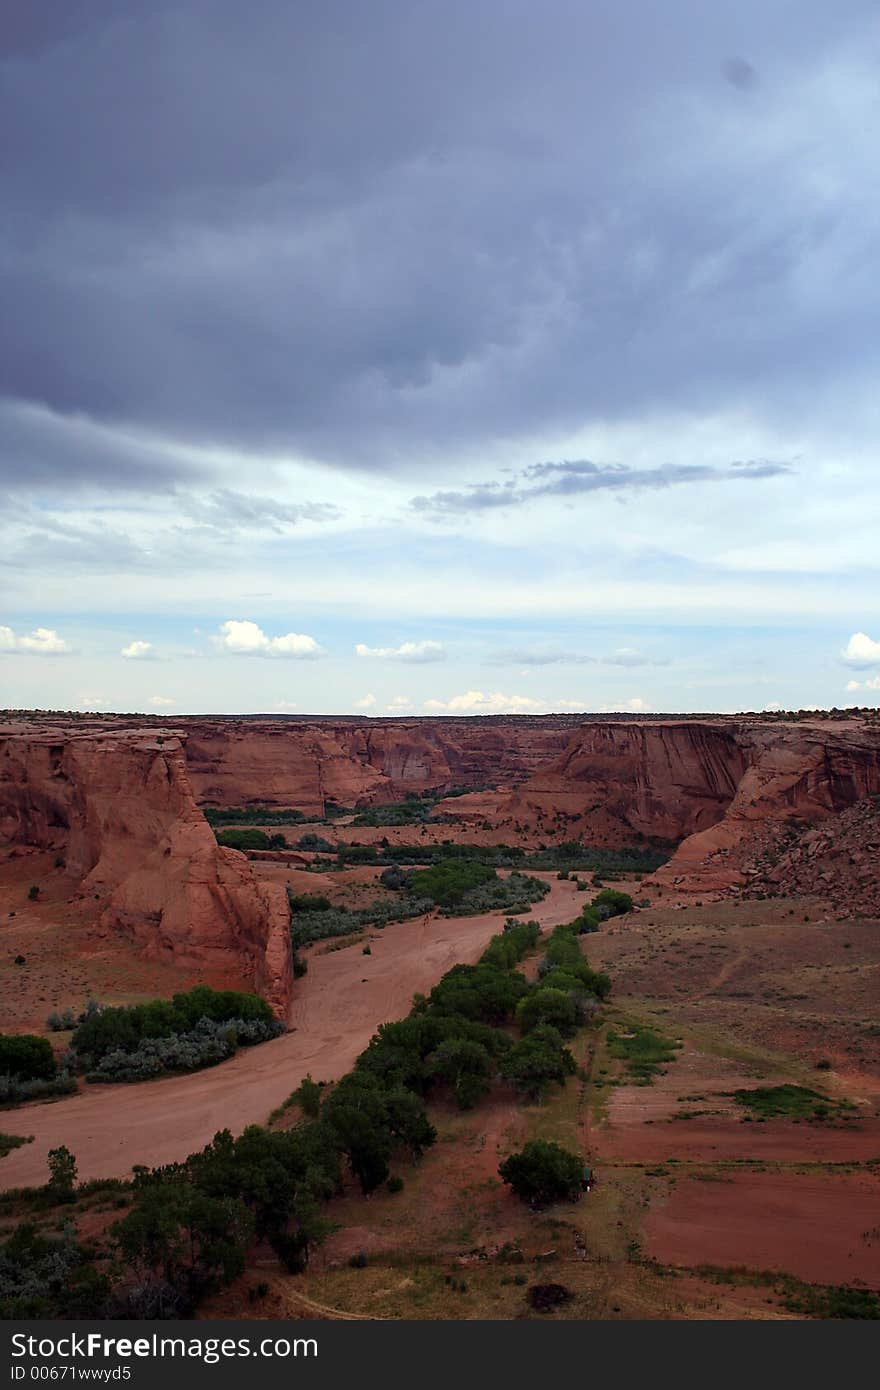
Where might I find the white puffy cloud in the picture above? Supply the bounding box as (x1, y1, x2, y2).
(387, 695, 412, 709)
(846, 676, 880, 692)
(216, 619, 323, 658)
(355, 640, 445, 663)
(121, 639, 155, 660)
(148, 694, 175, 707)
(424, 690, 544, 714)
(0, 624, 72, 655)
(599, 696, 651, 712)
(354, 692, 377, 708)
(272, 699, 298, 711)
(841, 632, 880, 668)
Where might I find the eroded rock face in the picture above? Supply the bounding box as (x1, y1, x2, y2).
(3, 713, 880, 998)
(499, 720, 751, 842)
(0, 726, 292, 1015)
(182, 717, 575, 812)
(650, 724, 880, 896)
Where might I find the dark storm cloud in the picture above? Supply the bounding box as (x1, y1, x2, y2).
(0, 400, 205, 491)
(411, 459, 793, 516)
(2, 0, 878, 478)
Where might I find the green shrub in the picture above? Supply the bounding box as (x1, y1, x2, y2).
(71, 986, 276, 1067)
(215, 828, 287, 851)
(293, 1075, 322, 1118)
(289, 893, 332, 913)
(592, 888, 634, 917)
(406, 861, 497, 908)
(607, 1025, 678, 1083)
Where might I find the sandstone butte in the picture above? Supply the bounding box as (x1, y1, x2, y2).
(2, 712, 879, 1014)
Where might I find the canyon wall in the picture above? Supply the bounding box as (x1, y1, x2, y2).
(494, 720, 751, 844)
(3, 713, 879, 1005)
(651, 722, 880, 895)
(181, 718, 575, 812)
(0, 726, 292, 1015)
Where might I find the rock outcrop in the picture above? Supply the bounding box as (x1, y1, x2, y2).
(650, 723, 880, 897)
(0, 725, 292, 1015)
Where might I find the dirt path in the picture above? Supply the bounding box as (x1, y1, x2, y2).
(0, 876, 580, 1189)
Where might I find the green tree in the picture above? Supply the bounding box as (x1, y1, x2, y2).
(113, 1181, 253, 1305)
(428, 1038, 493, 1109)
(499, 1027, 576, 1100)
(515, 987, 578, 1038)
(294, 1074, 322, 1118)
(0, 1033, 56, 1081)
(46, 1146, 77, 1199)
(498, 1140, 584, 1208)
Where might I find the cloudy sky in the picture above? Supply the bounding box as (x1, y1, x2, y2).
(2, 0, 879, 716)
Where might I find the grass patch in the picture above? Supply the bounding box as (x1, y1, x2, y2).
(731, 1084, 856, 1124)
(0, 1132, 33, 1159)
(692, 1264, 879, 1319)
(606, 1024, 679, 1085)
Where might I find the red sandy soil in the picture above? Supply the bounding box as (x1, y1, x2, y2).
(0, 875, 582, 1190)
(644, 1171, 880, 1286)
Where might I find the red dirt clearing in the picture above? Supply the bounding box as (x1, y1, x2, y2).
(644, 1170, 880, 1286)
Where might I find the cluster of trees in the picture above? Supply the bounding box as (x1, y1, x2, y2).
(378, 860, 550, 917)
(352, 793, 449, 827)
(70, 987, 282, 1083)
(297, 838, 671, 875)
(0, 1033, 76, 1106)
(204, 807, 306, 826)
(214, 827, 288, 851)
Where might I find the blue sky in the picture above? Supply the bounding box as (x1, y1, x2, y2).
(2, 1, 879, 716)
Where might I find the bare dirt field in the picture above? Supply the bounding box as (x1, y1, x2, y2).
(644, 1171, 880, 1285)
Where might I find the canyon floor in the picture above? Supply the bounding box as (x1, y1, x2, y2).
(3, 850, 878, 1318)
(2, 712, 879, 1318)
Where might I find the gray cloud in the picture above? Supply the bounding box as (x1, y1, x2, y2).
(722, 56, 759, 90)
(412, 459, 793, 516)
(177, 489, 341, 532)
(487, 648, 597, 667)
(1, 1, 877, 477)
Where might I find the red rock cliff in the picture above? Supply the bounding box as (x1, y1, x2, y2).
(181, 717, 573, 812)
(0, 726, 292, 1015)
